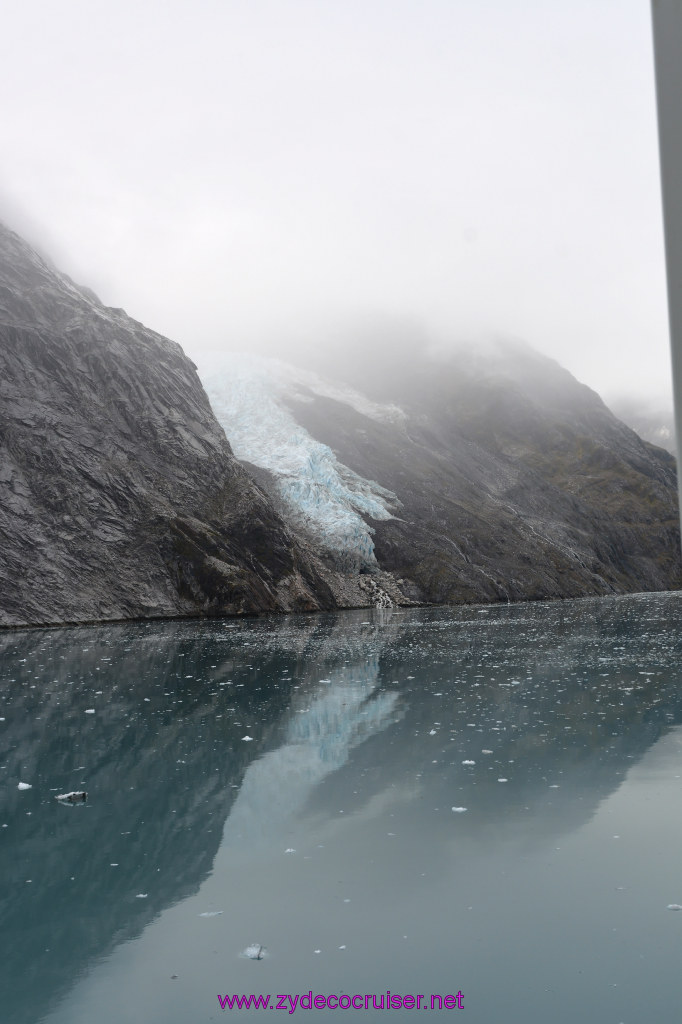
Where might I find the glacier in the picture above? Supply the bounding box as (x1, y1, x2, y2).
(200, 354, 401, 568)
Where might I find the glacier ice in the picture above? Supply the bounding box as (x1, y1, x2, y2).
(200, 354, 400, 567)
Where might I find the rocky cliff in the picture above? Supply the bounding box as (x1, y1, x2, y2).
(0, 223, 337, 627)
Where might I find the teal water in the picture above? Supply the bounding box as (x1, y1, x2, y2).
(2, 593, 682, 1022)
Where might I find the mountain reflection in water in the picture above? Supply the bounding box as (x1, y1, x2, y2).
(1, 593, 682, 1023)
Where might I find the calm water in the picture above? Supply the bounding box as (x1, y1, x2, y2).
(2, 593, 682, 1023)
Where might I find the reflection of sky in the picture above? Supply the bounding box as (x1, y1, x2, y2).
(220, 658, 400, 856)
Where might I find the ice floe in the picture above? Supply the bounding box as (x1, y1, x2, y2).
(241, 943, 266, 960)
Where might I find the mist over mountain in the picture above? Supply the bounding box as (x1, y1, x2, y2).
(607, 395, 676, 455)
(0, 219, 680, 627)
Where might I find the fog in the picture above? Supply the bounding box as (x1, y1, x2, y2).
(0, 0, 672, 405)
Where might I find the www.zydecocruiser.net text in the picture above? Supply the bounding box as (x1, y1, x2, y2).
(218, 991, 464, 1012)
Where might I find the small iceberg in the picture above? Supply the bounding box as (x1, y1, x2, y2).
(451, 806, 468, 813)
(199, 911, 223, 917)
(241, 943, 266, 960)
(17, 782, 32, 791)
(56, 791, 87, 803)
(667, 904, 682, 911)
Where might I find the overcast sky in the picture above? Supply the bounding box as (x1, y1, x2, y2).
(0, 0, 672, 403)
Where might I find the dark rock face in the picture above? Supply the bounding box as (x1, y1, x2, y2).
(282, 340, 682, 603)
(0, 223, 334, 626)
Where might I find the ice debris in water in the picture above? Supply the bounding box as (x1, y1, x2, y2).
(498, 778, 508, 783)
(241, 943, 266, 960)
(482, 750, 493, 755)
(56, 791, 87, 803)
(451, 807, 468, 813)
(84, 709, 95, 715)
(667, 904, 682, 911)
(242, 735, 253, 742)
(17, 782, 32, 791)
(284, 848, 296, 854)
(429, 729, 437, 735)
(135, 894, 148, 899)
(199, 911, 223, 917)
(462, 760, 476, 765)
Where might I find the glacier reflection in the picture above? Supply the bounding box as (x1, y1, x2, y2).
(219, 655, 402, 856)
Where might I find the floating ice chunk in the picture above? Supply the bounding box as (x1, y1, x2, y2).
(17, 782, 32, 790)
(498, 778, 508, 783)
(84, 709, 95, 714)
(667, 904, 682, 911)
(135, 893, 148, 899)
(199, 911, 223, 917)
(242, 735, 253, 742)
(462, 760, 476, 765)
(482, 750, 493, 754)
(451, 807, 468, 813)
(241, 943, 265, 960)
(338, 945, 346, 950)
(284, 848, 296, 854)
(314, 949, 321, 954)
(429, 729, 437, 735)
(56, 791, 87, 803)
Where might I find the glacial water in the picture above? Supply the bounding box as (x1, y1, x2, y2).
(2, 592, 682, 1023)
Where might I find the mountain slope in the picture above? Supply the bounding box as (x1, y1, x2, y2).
(2, 216, 678, 626)
(0, 224, 336, 626)
(203, 341, 682, 604)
